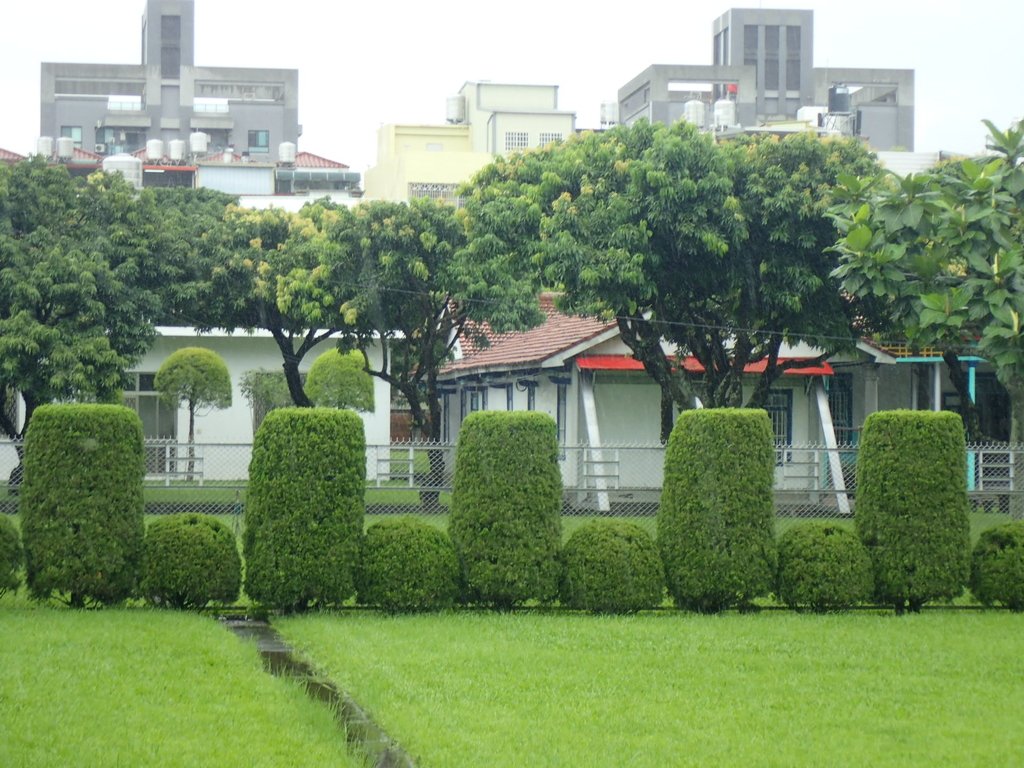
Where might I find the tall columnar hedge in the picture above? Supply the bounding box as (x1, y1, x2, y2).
(448, 411, 562, 608)
(20, 404, 145, 607)
(657, 408, 777, 612)
(0, 516, 22, 598)
(243, 408, 366, 610)
(855, 410, 970, 612)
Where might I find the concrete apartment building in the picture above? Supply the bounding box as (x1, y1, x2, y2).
(40, 0, 299, 161)
(619, 7, 914, 150)
(364, 81, 576, 202)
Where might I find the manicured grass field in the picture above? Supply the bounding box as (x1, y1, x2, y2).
(278, 612, 1024, 768)
(0, 608, 358, 768)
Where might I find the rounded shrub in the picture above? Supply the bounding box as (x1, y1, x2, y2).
(0, 515, 22, 598)
(449, 411, 562, 609)
(357, 518, 460, 612)
(306, 349, 374, 411)
(141, 514, 241, 609)
(658, 408, 777, 612)
(243, 407, 365, 610)
(970, 522, 1024, 610)
(855, 410, 970, 612)
(776, 522, 873, 611)
(20, 404, 145, 607)
(561, 520, 663, 613)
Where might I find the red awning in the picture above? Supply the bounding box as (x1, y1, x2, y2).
(576, 355, 833, 376)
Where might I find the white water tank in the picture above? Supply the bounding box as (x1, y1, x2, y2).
(36, 136, 54, 157)
(189, 131, 209, 155)
(683, 99, 707, 128)
(56, 136, 75, 159)
(223, 147, 234, 163)
(446, 95, 466, 124)
(168, 139, 186, 162)
(713, 98, 737, 130)
(278, 141, 297, 164)
(102, 154, 144, 189)
(146, 139, 164, 161)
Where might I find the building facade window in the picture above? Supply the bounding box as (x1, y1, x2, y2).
(785, 26, 802, 90)
(160, 14, 181, 78)
(827, 373, 854, 444)
(538, 132, 563, 146)
(60, 126, 82, 149)
(764, 25, 780, 91)
(248, 130, 270, 153)
(765, 388, 793, 463)
(504, 131, 529, 152)
(556, 382, 569, 445)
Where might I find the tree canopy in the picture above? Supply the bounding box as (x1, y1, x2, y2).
(462, 122, 881, 438)
(832, 120, 1024, 438)
(306, 349, 374, 411)
(154, 346, 232, 445)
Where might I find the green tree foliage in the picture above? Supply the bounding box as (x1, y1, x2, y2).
(831, 122, 1024, 439)
(449, 411, 562, 609)
(20, 404, 145, 607)
(855, 410, 970, 613)
(560, 520, 664, 613)
(0, 515, 22, 598)
(357, 518, 460, 612)
(320, 198, 542, 441)
(305, 349, 374, 411)
(463, 124, 880, 437)
(141, 513, 241, 610)
(776, 522, 873, 611)
(0, 160, 171, 438)
(658, 409, 777, 612)
(970, 522, 1024, 610)
(154, 347, 232, 445)
(243, 408, 365, 610)
(196, 204, 349, 407)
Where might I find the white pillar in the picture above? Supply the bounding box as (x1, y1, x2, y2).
(815, 379, 851, 516)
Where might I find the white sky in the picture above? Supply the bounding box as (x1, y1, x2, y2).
(1, 0, 1020, 172)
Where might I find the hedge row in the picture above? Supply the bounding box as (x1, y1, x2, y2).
(8, 406, 1024, 614)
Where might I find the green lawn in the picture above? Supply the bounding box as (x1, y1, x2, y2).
(0, 608, 358, 768)
(278, 611, 1024, 768)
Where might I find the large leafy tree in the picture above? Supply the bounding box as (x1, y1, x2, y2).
(317, 197, 542, 442)
(0, 159, 167, 439)
(463, 122, 880, 439)
(832, 121, 1024, 439)
(196, 203, 347, 407)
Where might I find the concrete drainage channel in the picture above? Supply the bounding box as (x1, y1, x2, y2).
(222, 618, 415, 768)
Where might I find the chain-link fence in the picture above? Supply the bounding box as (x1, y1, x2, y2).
(1, 439, 1021, 522)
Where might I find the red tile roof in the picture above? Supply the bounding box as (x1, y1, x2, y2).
(577, 355, 834, 376)
(442, 294, 615, 376)
(0, 147, 25, 164)
(72, 147, 102, 162)
(294, 151, 349, 169)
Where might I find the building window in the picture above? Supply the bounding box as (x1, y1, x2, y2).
(527, 386, 536, 411)
(504, 131, 529, 152)
(538, 132, 563, 146)
(60, 126, 82, 149)
(827, 373, 854, 444)
(786, 26, 801, 90)
(764, 25, 780, 91)
(461, 387, 487, 420)
(193, 98, 229, 114)
(766, 388, 793, 463)
(556, 382, 568, 445)
(160, 15, 181, 78)
(248, 130, 270, 153)
(124, 373, 178, 441)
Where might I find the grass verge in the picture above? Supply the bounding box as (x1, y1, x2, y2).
(278, 611, 1024, 768)
(0, 608, 359, 768)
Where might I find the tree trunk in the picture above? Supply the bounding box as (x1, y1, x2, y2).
(187, 401, 197, 481)
(282, 354, 312, 407)
(943, 352, 983, 441)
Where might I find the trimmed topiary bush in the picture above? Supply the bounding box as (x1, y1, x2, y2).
(0, 516, 22, 598)
(855, 410, 970, 613)
(243, 407, 365, 610)
(449, 411, 562, 609)
(970, 522, 1024, 610)
(141, 514, 241, 609)
(357, 518, 460, 612)
(20, 404, 145, 607)
(561, 520, 664, 613)
(658, 408, 777, 612)
(776, 522, 873, 611)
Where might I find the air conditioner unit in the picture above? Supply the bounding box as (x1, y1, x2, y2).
(94, 143, 107, 154)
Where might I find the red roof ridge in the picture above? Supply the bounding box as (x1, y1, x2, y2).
(294, 151, 350, 169)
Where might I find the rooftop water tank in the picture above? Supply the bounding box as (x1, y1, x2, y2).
(223, 147, 234, 163)
(713, 98, 737, 130)
(56, 136, 75, 160)
(146, 139, 164, 162)
(278, 141, 297, 164)
(446, 95, 466, 124)
(683, 99, 707, 128)
(102, 154, 144, 190)
(36, 136, 54, 158)
(189, 131, 209, 155)
(828, 85, 852, 114)
(168, 139, 186, 162)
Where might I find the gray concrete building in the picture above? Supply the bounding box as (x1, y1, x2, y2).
(619, 7, 914, 150)
(40, 0, 299, 161)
